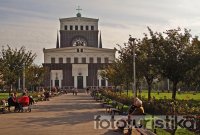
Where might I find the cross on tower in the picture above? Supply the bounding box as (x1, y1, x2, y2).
(76, 6, 82, 13)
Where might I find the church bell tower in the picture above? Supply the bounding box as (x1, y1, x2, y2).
(59, 7, 99, 48)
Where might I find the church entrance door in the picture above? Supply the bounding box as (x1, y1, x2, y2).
(77, 76, 83, 89)
(55, 80, 59, 87)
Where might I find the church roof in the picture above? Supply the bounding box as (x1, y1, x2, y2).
(59, 17, 98, 22)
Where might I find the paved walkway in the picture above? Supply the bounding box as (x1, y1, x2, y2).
(0, 93, 124, 135)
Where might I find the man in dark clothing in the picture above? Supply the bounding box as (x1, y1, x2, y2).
(7, 93, 21, 111)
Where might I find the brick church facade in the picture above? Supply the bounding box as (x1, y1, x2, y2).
(43, 12, 116, 89)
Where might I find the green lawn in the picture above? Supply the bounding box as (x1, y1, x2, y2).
(0, 92, 42, 100)
(155, 128, 195, 135)
(122, 90, 200, 100)
(0, 93, 9, 100)
(120, 90, 199, 135)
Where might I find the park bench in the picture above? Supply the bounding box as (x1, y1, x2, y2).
(102, 97, 111, 107)
(110, 102, 125, 117)
(7, 104, 31, 113)
(94, 93, 103, 101)
(0, 105, 6, 113)
(0, 101, 9, 113)
(136, 128, 157, 135)
(103, 100, 116, 113)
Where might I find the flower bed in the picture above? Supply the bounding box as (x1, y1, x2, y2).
(101, 89, 200, 115)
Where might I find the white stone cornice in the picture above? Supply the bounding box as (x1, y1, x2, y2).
(43, 46, 116, 53)
(60, 17, 99, 22)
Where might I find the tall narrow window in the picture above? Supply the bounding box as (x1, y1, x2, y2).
(89, 57, 94, 63)
(97, 57, 101, 63)
(82, 57, 86, 63)
(66, 58, 71, 63)
(51, 58, 55, 63)
(74, 57, 78, 63)
(70, 25, 73, 30)
(65, 25, 67, 30)
(80, 26, 83, 30)
(91, 26, 94, 30)
(75, 25, 78, 30)
(104, 57, 109, 63)
(86, 26, 89, 30)
(59, 57, 63, 63)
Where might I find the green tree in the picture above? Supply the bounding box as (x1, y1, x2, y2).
(0, 45, 36, 92)
(136, 30, 160, 101)
(183, 37, 200, 91)
(152, 28, 200, 100)
(117, 42, 138, 95)
(25, 65, 46, 91)
(116, 37, 151, 97)
(100, 60, 124, 91)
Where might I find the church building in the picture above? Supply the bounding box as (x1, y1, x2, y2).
(43, 10, 116, 90)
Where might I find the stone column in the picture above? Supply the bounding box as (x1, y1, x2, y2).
(74, 76, 77, 88)
(99, 77, 102, 87)
(106, 80, 108, 87)
(52, 79, 55, 87)
(83, 76, 87, 88)
(59, 79, 62, 88)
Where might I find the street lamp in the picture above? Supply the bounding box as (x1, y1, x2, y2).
(34, 73, 38, 91)
(23, 63, 26, 90)
(129, 36, 136, 99)
(49, 71, 52, 91)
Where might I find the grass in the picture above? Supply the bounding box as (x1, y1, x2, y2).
(108, 90, 200, 135)
(175, 129, 195, 135)
(154, 128, 195, 135)
(155, 128, 171, 135)
(122, 90, 200, 100)
(0, 93, 9, 100)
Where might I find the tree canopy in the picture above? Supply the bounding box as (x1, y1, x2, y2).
(101, 27, 200, 100)
(0, 45, 36, 89)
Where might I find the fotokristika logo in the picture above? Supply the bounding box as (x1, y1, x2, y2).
(94, 115, 146, 129)
(94, 115, 198, 130)
(94, 115, 126, 129)
(154, 115, 197, 130)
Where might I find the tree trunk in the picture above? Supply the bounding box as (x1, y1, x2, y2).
(171, 127, 177, 135)
(172, 81, 178, 100)
(120, 85, 122, 95)
(9, 85, 11, 96)
(126, 81, 129, 96)
(147, 83, 152, 101)
(114, 85, 117, 92)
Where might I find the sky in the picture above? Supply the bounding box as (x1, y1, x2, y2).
(0, 0, 200, 64)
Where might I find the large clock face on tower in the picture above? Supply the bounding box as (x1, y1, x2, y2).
(72, 37, 88, 46)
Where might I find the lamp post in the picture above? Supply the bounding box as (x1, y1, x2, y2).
(23, 63, 25, 90)
(49, 71, 51, 91)
(129, 36, 136, 99)
(18, 77, 20, 90)
(34, 73, 38, 91)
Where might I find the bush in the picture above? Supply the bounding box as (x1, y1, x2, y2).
(100, 89, 200, 115)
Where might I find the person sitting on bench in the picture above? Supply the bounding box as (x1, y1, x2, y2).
(128, 97, 144, 115)
(8, 93, 21, 112)
(18, 92, 30, 107)
(116, 98, 145, 134)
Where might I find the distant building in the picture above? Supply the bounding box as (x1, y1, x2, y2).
(43, 11, 116, 89)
